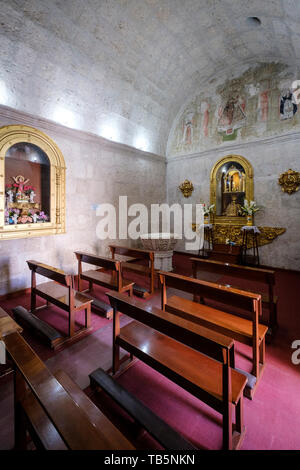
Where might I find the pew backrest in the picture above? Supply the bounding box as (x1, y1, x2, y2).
(191, 257, 275, 306)
(109, 244, 154, 261)
(159, 270, 262, 317)
(75, 251, 121, 272)
(191, 257, 275, 285)
(107, 291, 234, 364)
(27, 260, 72, 287)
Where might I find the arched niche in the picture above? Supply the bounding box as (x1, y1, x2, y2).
(210, 154, 254, 225)
(0, 125, 66, 239)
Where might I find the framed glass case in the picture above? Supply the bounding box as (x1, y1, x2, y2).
(0, 125, 66, 240)
(210, 155, 254, 225)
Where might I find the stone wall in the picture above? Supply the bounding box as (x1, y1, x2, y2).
(166, 63, 300, 270)
(0, 106, 166, 295)
(167, 134, 300, 270)
(167, 63, 300, 157)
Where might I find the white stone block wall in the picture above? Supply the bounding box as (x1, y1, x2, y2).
(0, 107, 166, 295)
(166, 135, 300, 270)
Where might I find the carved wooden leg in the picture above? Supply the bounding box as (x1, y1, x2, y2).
(260, 338, 265, 365)
(85, 305, 91, 329)
(112, 308, 120, 375)
(252, 330, 259, 380)
(31, 290, 36, 314)
(223, 402, 233, 450)
(69, 310, 75, 337)
(236, 396, 243, 434)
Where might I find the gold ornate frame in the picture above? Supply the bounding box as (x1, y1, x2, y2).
(210, 154, 254, 225)
(0, 125, 66, 240)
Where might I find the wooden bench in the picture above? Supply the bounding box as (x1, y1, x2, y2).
(75, 251, 134, 318)
(106, 291, 247, 450)
(26, 260, 93, 349)
(191, 258, 278, 341)
(109, 244, 155, 297)
(0, 307, 23, 380)
(0, 312, 134, 450)
(206, 243, 242, 264)
(159, 271, 268, 399)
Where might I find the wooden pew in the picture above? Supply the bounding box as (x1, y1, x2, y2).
(159, 271, 268, 399)
(0, 311, 134, 450)
(0, 307, 23, 380)
(106, 291, 247, 450)
(191, 257, 278, 341)
(26, 260, 93, 349)
(109, 244, 155, 298)
(0, 306, 22, 337)
(75, 251, 134, 318)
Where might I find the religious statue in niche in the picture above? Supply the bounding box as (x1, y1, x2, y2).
(5, 175, 48, 225)
(220, 164, 246, 216)
(280, 90, 298, 120)
(224, 194, 241, 217)
(217, 97, 246, 141)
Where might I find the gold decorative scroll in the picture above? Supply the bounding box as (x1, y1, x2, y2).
(278, 169, 300, 195)
(179, 179, 194, 198)
(192, 224, 286, 248)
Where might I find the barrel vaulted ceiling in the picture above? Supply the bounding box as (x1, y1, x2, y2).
(0, 0, 299, 156)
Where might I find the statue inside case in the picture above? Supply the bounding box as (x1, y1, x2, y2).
(5, 142, 50, 225)
(210, 155, 254, 226)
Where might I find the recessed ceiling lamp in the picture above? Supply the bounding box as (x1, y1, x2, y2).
(246, 16, 261, 27)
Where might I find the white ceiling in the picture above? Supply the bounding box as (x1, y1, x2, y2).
(0, 0, 299, 155)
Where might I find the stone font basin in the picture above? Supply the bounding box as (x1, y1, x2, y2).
(140, 232, 178, 251)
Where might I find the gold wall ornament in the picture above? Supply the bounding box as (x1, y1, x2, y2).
(0, 125, 66, 240)
(179, 179, 194, 198)
(191, 223, 285, 248)
(210, 155, 254, 226)
(278, 169, 300, 195)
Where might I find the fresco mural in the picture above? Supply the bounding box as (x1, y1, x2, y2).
(280, 90, 298, 120)
(168, 63, 299, 156)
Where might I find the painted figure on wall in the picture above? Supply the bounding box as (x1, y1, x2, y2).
(280, 91, 297, 120)
(259, 91, 269, 121)
(217, 97, 246, 141)
(182, 110, 195, 145)
(201, 101, 209, 137)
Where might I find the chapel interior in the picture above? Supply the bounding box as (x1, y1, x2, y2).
(0, 0, 300, 453)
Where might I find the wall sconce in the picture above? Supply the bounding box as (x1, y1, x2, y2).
(179, 179, 194, 198)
